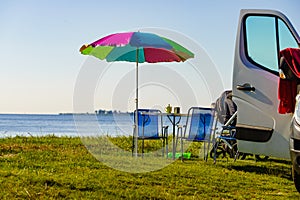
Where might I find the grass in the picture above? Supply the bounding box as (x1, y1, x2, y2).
(0, 136, 299, 199)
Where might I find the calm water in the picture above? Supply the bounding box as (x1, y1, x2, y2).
(0, 113, 133, 138)
(0, 113, 184, 138)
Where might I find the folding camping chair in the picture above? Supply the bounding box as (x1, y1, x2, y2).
(132, 109, 168, 157)
(177, 107, 216, 161)
(212, 111, 239, 163)
(209, 90, 240, 163)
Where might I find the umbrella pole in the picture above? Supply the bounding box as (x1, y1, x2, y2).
(134, 48, 139, 157)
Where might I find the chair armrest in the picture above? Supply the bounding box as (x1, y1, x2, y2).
(222, 125, 235, 129)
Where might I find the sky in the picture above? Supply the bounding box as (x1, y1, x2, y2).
(0, 0, 299, 114)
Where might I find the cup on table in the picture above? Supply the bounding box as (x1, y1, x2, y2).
(165, 104, 172, 113)
(174, 107, 180, 114)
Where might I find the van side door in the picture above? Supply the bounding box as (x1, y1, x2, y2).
(233, 9, 300, 159)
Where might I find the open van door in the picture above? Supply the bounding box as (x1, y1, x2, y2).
(232, 9, 300, 159)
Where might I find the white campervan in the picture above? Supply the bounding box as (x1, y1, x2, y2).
(232, 9, 300, 190)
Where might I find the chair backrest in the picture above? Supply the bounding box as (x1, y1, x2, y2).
(134, 109, 162, 139)
(185, 107, 214, 141)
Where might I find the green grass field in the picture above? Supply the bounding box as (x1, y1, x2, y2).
(0, 136, 299, 199)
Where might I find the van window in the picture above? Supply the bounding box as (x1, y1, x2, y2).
(245, 16, 278, 72)
(278, 19, 299, 50)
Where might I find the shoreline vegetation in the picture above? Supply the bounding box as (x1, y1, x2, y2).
(0, 135, 299, 199)
(59, 109, 133, 115)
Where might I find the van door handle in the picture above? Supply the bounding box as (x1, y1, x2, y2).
(237, 84, 255, 91)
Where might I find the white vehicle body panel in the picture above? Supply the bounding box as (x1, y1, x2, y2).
(233, 9, 300, 159)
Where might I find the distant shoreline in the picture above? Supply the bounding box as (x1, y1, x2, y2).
(59, 111, 133, 115)
(0, 112, 133, 116)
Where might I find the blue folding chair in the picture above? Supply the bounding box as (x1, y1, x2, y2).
(132, 109, 168, 157)
(177, 107, 216, 161)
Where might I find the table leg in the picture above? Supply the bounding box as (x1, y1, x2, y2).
(173, 115, 176, 160)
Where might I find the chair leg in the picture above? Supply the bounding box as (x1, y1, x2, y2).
(175, 126, 181, 151)
(201, 141, 208, 161)
(162, 134, 165, 157)
(203, 142, 206, 161)
(163, 127, 169, 158)
(175, 125, 184, 161)
(200, 142, 203, 160)
(142, 139, 144, 158)
(205, 133, 213, 161)
(232, 142, 239, 162)
(132, 138, 134, 156)
(132, 127, 135, 157)
(162, 139, 165, 157)
(165, 128, 169, 158)
(234, 150, 239, 162)
(213, 139, 220, 164)
(180, 127, 184, 162)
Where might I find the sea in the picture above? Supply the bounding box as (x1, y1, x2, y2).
(0, 113, 185, 138)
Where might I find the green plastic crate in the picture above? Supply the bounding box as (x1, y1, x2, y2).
(167, 152, 191, 159)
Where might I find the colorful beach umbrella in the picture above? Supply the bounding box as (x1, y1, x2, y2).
(79, 31, 194, 156)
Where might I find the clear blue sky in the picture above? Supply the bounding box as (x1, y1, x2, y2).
(0, 0, 299, 114)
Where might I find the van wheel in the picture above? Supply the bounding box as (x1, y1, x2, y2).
(293, 169, 300, 192)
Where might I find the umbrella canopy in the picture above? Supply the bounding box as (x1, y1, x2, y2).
(80, 32, 194, 63)
(80, 31, 194, 157)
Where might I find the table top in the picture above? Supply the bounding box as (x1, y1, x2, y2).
(140, 111, 189, 117)
(161, 113, 189, 117)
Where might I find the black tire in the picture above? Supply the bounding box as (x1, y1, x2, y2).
(293, 169, 300, 192)
(255, 155, 269, 161)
